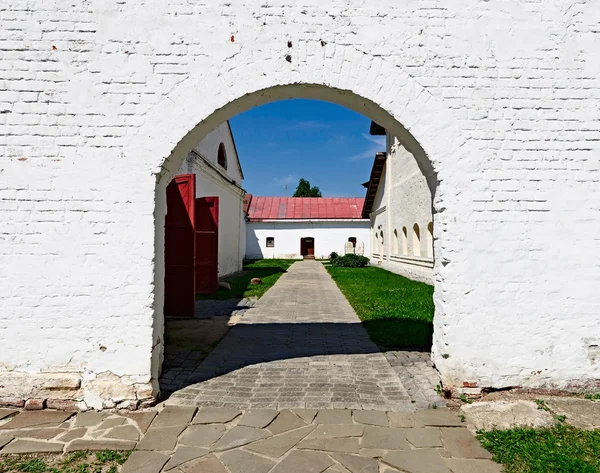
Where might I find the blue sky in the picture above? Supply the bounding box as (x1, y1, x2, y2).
(229, 99, 385, 197)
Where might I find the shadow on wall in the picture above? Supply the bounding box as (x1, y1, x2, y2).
(159, 320, 433, 395)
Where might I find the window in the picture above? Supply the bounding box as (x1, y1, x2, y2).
(348, 237, 357, 248)
(217, 142, 227, 169)
(402, 226, 408, 255)
(427, 222, 433, 258)
(266, 237, 274, 248)
(393, 229, 398, 255)
(412, 224, 421, 257)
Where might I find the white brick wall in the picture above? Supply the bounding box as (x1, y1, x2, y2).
(1, 0, 599, 406)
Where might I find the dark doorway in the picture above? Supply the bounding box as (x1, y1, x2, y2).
(195, 196, 219, 294)
(300, 237, 315, 259)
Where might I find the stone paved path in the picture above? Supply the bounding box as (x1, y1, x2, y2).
(0, 407, 503, 473)
(166, 261, 443, 410)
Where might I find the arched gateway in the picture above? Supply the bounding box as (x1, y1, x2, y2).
(1, 2, 598, 408)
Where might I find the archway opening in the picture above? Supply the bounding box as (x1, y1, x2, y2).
(153, 86, 439, 407)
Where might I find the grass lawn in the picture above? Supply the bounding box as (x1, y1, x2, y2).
(196, 259, 295, 300)
(326, 266, 434, 349)
(478, 424, 600, 473)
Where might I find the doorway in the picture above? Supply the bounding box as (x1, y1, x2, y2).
(300, 237, 315, 259)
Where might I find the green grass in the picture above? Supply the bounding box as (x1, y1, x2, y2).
(478, 424, 600, 473)
(196, 259, 295, 300)
(0, 450, 131, 473)
(326, 266, 434, 349)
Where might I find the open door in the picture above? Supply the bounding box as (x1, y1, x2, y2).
(164, 174, 196, 317)
(300, 237, 315, 259)
(195, 197, 219, 294)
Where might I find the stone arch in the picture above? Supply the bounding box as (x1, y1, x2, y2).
(125, 45, 471, 388)
(427, 222, 434, 259)
(393, 229, 399, 255)
(402, 227, 408, 256)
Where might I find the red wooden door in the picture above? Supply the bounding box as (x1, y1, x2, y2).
(195, 197, 219, 294)
(164, 174, 196, 317)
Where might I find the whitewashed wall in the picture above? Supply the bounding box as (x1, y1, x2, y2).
(178, 123, 245, 277)
(1, 0, 599, 407)
(246, 221, 371, 260)
(370, 137, 434, 284)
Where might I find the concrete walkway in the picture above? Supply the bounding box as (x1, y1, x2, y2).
(166, 261, 442, 411)
(0, 406, 503, 473)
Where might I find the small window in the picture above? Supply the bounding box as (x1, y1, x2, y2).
(348, 237, 357, 248)
(217, 142, 227, 169)
(266, 237, 274, 248)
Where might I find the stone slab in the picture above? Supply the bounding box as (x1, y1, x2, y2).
(291, 409, 318, 424)
(460, 401, 554, 432)
(1, 410, 75, 429)
(192, 407, 240, 424)
(441, 428, 492, 459)
(246, 425, 315, 458)
(164, 446, 210, 471)
(268, 410, 307, 435)
(544, 398, 600, 429)
(56, 428, 87, 442)
(153, 407, 197, 429)
(269, 450, 335, 473)
(353, 410, 389, 427)
(444, 458, 504, 473)
(122, 411, 158, 433)
(384, 449, 452, 473)
(121, 451, 169, 473)
(213, 425, 269, 451)
(0, 435, 14, 449)
(65, 439, 136, 452)
(0, 409, 17, 421)
(8, 427, 65, 440)
(315, 410, 353, 425)
(332, 452, 379, 473)
(220, 448, 276, 473)
(104, 424, 140, 441)
(403, 427, 442, 448)
(238, 409, 279, 428)
(178, 454, 229, 473)
(388, 412, 415, 428)
(361, 426, 410, 450)
(298, 437, 361, 453)
(136, 426, 182, 452)
(414, 409, 463, 427)
(179, 424, 226, 447)
(96, 417, 126, 430)
(74, 411, 109, 427)
(307, 424, 365, 439)
(2, 439, 64, 453)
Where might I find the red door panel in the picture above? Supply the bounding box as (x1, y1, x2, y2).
(164, 174, 196, 317)
(195, 196, 219, 294)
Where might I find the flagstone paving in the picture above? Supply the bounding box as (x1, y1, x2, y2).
(0, 407, 504, 472)
(165, 260, 444, 410)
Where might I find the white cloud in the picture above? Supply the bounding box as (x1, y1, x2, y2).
(348, 133, 386, 161)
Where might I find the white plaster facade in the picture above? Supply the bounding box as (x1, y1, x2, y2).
(369, 134, 434, 284)
(246, 220, 371, 260)
(1, 1, 599, 407)
(177, 122, 246, 277)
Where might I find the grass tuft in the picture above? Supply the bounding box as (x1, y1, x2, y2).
(478, 424, 600, 473)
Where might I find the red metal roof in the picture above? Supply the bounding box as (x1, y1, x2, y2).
(247, 197, 366, 221)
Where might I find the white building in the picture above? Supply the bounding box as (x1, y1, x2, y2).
(363, 122, 434, 284)
(245, 197, 370, 260)
(177, 122, 246, 277)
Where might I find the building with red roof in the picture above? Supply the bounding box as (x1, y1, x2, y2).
(245, 196, 371, 260)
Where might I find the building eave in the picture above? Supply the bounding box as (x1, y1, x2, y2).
(361, 152, 387, 218)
